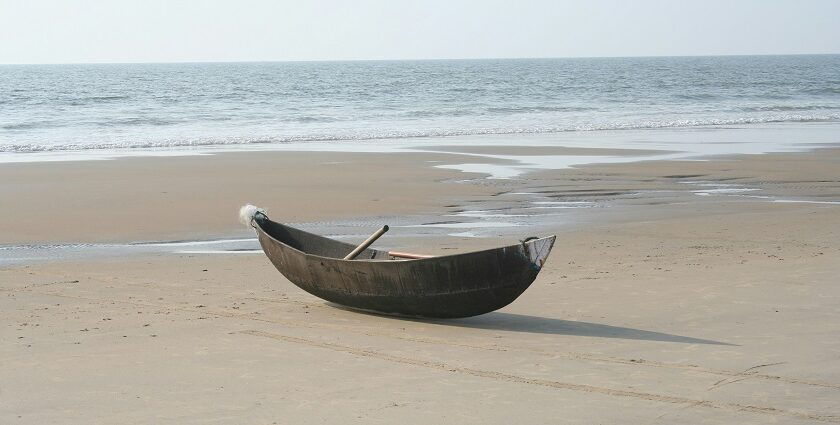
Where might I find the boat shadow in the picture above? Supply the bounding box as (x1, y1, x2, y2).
(434, 312, 735, 345)
(329, 304, 733, 345)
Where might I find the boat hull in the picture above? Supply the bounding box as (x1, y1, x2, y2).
(254, 216, 555, 318)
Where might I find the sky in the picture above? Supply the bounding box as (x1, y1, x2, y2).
(1, 0, 839, 64)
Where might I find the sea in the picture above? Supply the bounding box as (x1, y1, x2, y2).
(3, 55, 840, 263)
(2, 55, 839, 161)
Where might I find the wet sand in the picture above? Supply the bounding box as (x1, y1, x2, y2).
(0, 151, 495, 244)
(2, 146, 840, 424)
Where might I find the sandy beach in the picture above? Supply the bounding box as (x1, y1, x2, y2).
(2, 143, 839, 424)
(3, 1, 839, 422)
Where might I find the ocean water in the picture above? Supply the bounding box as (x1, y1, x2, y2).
(1, 55, 839, 156)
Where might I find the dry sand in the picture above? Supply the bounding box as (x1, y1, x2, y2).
(0, 151, 494, 244)
(2, 146, 840, 424)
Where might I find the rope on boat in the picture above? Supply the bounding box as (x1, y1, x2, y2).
(239, 204, 266, 228)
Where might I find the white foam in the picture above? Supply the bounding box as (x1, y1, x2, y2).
(772, 199, 840, 205)
(693, 188, 761, 194)
(176, 250, 262, 254)
(452, 210, 529, 218)
(522, 201, 596, 210)
(138, 238, 256, 247)
(4, 124, 840, 181)
(447, 231, 479, 238)
(405, 221, 519, 229)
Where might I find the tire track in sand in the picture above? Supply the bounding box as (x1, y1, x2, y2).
(17, 285, 840, 392)
(241, 329, 840, 424)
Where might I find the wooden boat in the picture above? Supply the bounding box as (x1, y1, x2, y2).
(247, 208, 556, 318)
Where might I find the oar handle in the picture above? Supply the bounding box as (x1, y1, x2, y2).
(344, 225, 389, 260)
(388, 251, 434, 259)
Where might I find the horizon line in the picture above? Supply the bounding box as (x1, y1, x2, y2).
(2, 52, 839, 66)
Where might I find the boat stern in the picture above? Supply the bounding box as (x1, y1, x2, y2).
(523, 235, 556, 270)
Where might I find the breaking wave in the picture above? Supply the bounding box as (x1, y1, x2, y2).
(2, 56, 839, 156)
(3, 113, 839, 153)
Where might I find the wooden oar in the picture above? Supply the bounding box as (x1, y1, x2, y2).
(344, 225, 389, 260)
(388, 251, 435, 259)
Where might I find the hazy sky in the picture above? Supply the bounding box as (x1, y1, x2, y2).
(1, 0, 839, 64)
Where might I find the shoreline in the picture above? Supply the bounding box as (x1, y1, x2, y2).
(2, 134, 839, 256)
(2, 123, 838, 244)
(3, 121, 840, 164)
